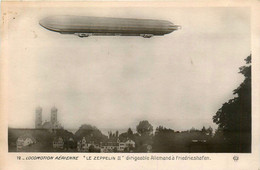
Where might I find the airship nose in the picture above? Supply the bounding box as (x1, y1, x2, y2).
(39, 17, 60, 32)
(39, 18, 49, 29)
(168, 23, 181, 31)
(175, 25, 182, 30)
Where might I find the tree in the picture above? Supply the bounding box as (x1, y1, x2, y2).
(127, 128, 133, 136)
(201, 126, 206, 134)
(189, 127, 199, 133)
(213, 55, 251, 152)
(115, 131, 119, 138)
(119, 128, 135, 142)
(136, 120, 153, 136)
(118, 132, 128, 141)
(88, 145, 97, 152)
(135, 121, 153, 152)
(206, 127, 213, 136)
(153, 126, 176, 152)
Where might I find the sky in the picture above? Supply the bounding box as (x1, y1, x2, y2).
(5, 7, 250, 133)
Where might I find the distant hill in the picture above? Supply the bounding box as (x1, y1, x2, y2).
(74, 124, 108, 143)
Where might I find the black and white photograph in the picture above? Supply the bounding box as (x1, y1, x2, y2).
(2, 4, 253, 155)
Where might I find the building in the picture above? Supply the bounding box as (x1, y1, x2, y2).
(77, 137, 88, 152)
(35, 107, 42, 129)
(100, 138, 135, 152)
(117, 139, 135, 152)
(124, 139, 135, 150)
(53, 137, 64, 149)
(118, 142, 126, 151)
(189, 139, 209, 152)
(100, 141, 119, 152)
(76, 136, 136, 152)
(35, 106, 63, 130)
(77, 137, 100, 152)
(16, 134, 36, 151)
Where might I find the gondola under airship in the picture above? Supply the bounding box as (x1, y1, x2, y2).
(39, 15, 180, 38)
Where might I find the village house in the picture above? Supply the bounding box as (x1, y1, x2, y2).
(77, 137, 87, 151)
(77, 137, 100, 152)
(100, 138, 135, 152)
(117, 139, 135, 152)
(100, 141, 119, 152)
(53, 137, 64, 149)
(124, 139, 135, 150)
(16, 134, 36, 151)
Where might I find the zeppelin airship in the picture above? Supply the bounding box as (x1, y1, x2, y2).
(39, 15, 180, 38)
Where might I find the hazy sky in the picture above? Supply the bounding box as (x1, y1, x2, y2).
(6, 7, 250, 133)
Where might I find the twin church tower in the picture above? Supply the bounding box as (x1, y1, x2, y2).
(35, 106, 62, 129)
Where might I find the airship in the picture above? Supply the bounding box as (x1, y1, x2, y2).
(39, 15, 180, 38)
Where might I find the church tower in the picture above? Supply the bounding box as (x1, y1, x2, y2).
(35, 107, 42, 128)
(51, 106, 58, 124)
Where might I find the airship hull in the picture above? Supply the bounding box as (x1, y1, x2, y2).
(39, 16, 180, 38)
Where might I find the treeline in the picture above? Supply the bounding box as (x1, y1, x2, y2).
(73, 120, 214, 152)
